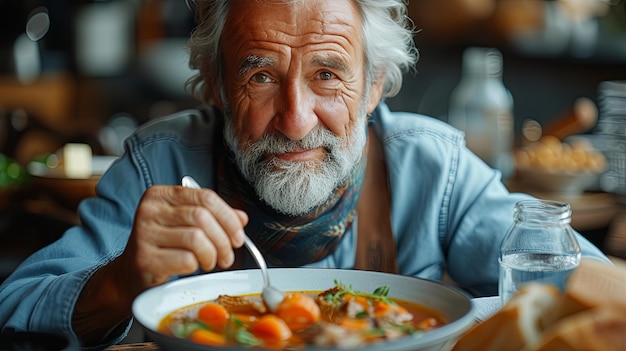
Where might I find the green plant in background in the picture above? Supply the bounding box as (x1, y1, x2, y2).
(0, 154, 28, 188)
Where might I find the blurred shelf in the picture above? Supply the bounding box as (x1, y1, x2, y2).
(506, 180, 621, 232)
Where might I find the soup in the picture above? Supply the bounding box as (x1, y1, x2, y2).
(158, 281, 446, 350)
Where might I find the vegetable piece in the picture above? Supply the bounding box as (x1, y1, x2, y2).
(374, 300, 412, 322)
(275, 293, 321, 331)
(189, 328, 227, 346)
(231, 312, 257, 325)
(329, 281, 394, 306)
(197, 303, 230, 332)
(249, 314, 293, 341)
(353, 296, 370, 310)
(234, 329, 262, 347)
(339, 317, 372, 331)
(416, 317, 441, 330)
(373, 301, 394, 317)
(171, 321, 209, 338)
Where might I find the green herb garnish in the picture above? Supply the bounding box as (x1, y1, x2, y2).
(172, 320, 210, 338)
(235, 329, 262, 347)
(329, 280, 395, 305)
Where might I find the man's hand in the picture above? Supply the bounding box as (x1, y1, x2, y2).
(72, 185, 247, 345)
(124, 185, 247, 290)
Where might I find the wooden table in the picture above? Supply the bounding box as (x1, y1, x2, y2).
(105, 342, 160, 350)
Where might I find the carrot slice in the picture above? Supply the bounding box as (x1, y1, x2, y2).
(339, 317, 372, 331)
(354, 296, 369, 309)
(249, 314, 292, 341)
(197, 303, 230, 331)
(275, 293, 321, 331)
(189, 328, 227, 346)
(373, 301, 394, 317)
(374, 301, 412, 320)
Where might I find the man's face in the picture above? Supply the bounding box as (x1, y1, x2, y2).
(218, 0, 381, 215)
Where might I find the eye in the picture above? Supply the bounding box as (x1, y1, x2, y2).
(251, 73, 272, 83)
(318, 71, 334, 81)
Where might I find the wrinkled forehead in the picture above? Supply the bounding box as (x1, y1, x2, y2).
(222, 0, 363, 50)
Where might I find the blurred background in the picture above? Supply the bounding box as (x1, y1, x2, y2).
(0, 0, 625, 283)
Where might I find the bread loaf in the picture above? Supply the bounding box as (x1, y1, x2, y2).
(525, 307, 626, 351)
(452, 259, 626, 351)
(451, 283, 562, 351)
(565, 258, 626, 311)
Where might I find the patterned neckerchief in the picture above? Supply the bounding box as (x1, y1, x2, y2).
(216, 141, 366, 267)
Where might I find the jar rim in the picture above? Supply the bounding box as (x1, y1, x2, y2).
(514, 199, 572, 221)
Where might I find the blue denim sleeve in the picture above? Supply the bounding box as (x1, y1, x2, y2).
(444, 143, 610, 296)
(0, 109, 218, 347)
(0, 153, 146, 348)
(375, 103, 609, 297)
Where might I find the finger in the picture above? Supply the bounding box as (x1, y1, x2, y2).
(176, 186, 247, 248)
(137, 223, 226, 273)
(151, 248, 200, 278)
(138, 186, 242, 268)
(132, 203, 225, 273)
(149, 207, 234, 270)
(142, 187, 243, 245)
(134, 242, 202, 285)
(180, 219, 233, 270)
(185, 204, 237, 268)
(235, 209, 249, 226)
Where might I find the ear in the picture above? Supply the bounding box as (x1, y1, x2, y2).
(366, 73, 385, 114)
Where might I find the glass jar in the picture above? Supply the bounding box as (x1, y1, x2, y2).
(498, 200, 581, 304)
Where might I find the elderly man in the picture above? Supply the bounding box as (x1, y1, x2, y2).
(0, 0, 609, 348)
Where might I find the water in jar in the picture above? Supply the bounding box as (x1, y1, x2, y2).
(499, 252, 580, 303)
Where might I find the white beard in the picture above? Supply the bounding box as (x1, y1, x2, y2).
(223, 110, 368, 216)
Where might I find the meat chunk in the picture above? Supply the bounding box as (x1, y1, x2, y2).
(216, 294, 266, 314)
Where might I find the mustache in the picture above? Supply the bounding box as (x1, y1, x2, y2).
(246, 127, 341, 161)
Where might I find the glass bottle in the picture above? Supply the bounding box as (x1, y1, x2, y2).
(498, 200, 581, 305)
(448, 47, 515, 180)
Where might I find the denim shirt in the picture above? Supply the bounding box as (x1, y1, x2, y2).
(0, 103, 608, 347)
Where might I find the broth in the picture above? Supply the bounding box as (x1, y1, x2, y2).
(158, 282, 446, 350)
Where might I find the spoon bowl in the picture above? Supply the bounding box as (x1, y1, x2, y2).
(181, 175, 285, 311)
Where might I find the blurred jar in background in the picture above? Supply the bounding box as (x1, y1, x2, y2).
(448, 47, 515, 180)
(595, 81, 626, 203)
(75, 1, 134, 77)
(598, 80, 626, 120)
(489, 0, 611, 58)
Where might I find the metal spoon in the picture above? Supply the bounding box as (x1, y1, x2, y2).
(181, 175, 285, 312)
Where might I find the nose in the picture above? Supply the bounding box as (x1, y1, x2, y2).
(273, 79, 318, 141)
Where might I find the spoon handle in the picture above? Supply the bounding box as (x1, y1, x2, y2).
(243, 235, 271, 287)
(181, 175, 271, 286)
(181, 175, 201, 189)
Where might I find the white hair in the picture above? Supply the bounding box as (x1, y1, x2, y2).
(185, 0, 418, 106)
